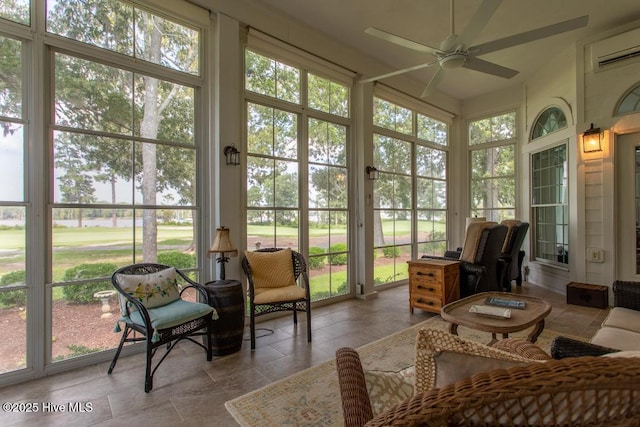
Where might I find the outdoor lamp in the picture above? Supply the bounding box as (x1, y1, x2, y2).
(208, 226, 238, 280)
(582, 123, 602, 153)
(224, 145, 240, 165)
(366, 166, 379, 180)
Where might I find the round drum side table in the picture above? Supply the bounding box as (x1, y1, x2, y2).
(204, 279, 245, 356)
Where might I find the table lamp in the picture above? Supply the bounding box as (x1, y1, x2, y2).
(208, 226, 237, 280)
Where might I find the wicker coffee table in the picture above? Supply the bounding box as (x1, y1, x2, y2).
(440, 292, 552, 344)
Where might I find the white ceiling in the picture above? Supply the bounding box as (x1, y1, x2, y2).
(242, 0, 640, 100)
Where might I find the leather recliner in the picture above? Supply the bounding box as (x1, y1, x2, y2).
(423, 221, 508, 298)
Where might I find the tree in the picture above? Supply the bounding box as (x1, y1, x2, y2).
(48, 0, 199, 261)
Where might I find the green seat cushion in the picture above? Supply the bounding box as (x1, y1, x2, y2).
(123, 299, 215, 332)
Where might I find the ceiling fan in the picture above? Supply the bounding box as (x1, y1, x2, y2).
(361, 0, 589, 97)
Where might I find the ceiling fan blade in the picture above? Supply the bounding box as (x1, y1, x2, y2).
(421, 67, 444, 97)
(360, 60, 438, 83)
(455, 0, 503, 47)
(469, 15, 589, 56)
(365, 27, 441, 54)
(463, 57, 518, 78)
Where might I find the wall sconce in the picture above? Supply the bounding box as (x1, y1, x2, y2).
(224, 145, 240, 166)
(582, 123, 603, 153)
(208, 226, 238, 280)
(366, 166, 379, 180)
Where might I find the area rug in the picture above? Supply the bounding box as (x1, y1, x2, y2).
(225, 316, 577, 427)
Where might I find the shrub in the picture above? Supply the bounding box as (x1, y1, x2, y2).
(307, 247, 326, 270)
(62, 263, 118, 304)
(328, 243, 348, 265)
(157, 251, 196, 270)
(0, 270, 27, 307)
(382, 246, 400, 258)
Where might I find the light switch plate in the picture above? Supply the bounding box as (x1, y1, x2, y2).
(586, 247, 604, 263)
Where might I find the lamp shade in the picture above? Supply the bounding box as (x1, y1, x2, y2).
(209, 226, 238, 256)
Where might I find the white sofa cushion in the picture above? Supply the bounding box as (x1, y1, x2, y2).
(601, 307, 640, 334)
(591, 326, 640, 351)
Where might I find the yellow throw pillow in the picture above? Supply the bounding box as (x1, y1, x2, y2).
(244, 248, 297, 289)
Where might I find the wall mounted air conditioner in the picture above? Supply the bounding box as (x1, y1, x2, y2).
(591, 27, 640, 72)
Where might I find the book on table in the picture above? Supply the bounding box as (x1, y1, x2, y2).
(484, 296, 526, 310)
(469, 304, 512, 319)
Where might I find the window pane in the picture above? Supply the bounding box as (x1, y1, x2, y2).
(0, 210, 26, 279)
(0, 124, 24, 201)
(47, 1, 199, 75)
(274, 210, 298, 250)
(469, 111, 516, 145)
(0, 293, 27, 373)
(374, 97, 412, 135)
(417, 114, 447, 145)
(417, 145, 446, 179)
(247, 104, 297, 159)
(134, 9, 199, 74)
(0, 36, 22, 118)
(53, 132, 134, 205)
(133, 76, 195, 144)
(247, 157, 275, 208)
(532, 144, 568, 265)
(244, 50, 300, 103)
(308, 119, 346, 166)
(274, 160, 298, 208)
(47, 0, 134, 56)
(273, 110, 297, 159)
(394, 175, 412, 209)
(308, 74, 349, 117)
(1, 0, 30, 25)
(0, 211, 28, 373)
(133, 142, 196, 206)
(55, 54, 134, 135)
(617, 84, 640, 115)
(532, 107, 567, 139)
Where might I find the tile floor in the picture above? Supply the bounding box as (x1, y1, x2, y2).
(0, 283, 609, 426)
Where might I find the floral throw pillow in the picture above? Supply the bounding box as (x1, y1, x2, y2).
(115, 267, 181, 316)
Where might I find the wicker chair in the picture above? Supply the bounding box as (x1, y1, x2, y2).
(109, 263, 215, 392)
(336, 347, 640, 426)
(242, 248, 311, 350)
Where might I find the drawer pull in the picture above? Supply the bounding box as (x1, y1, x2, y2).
(417, 285, 435, 292)
(417, 299, 434, 306)
(417, 271, 435, 277)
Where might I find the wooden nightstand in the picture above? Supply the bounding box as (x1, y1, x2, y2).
(407, 259, 460, 314)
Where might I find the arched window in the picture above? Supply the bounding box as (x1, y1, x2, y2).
(616, 83, 640, 115)
(531, 107, 567, 140)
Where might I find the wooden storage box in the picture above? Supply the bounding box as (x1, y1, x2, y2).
(566, 282, 608, 309)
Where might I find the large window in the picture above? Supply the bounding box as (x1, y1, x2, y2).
(245, 48, 351, 301)
(531, 144, 568, 265)
(469, 111, 516, 221)
(0, 0, 205, 378)
(372, 96, 448, 286)
(0, 34, 27, 374)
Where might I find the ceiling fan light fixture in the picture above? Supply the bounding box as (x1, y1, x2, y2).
(439, 53, 467, 69)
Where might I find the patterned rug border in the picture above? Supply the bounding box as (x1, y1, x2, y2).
(225, 316, 578, 427)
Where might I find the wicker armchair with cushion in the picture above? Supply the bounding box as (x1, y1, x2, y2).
(242, 247, 311, 350)
(336, 328, 640, 427)
(109, 263, 217, 392)
(423, 221, 507, 297)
